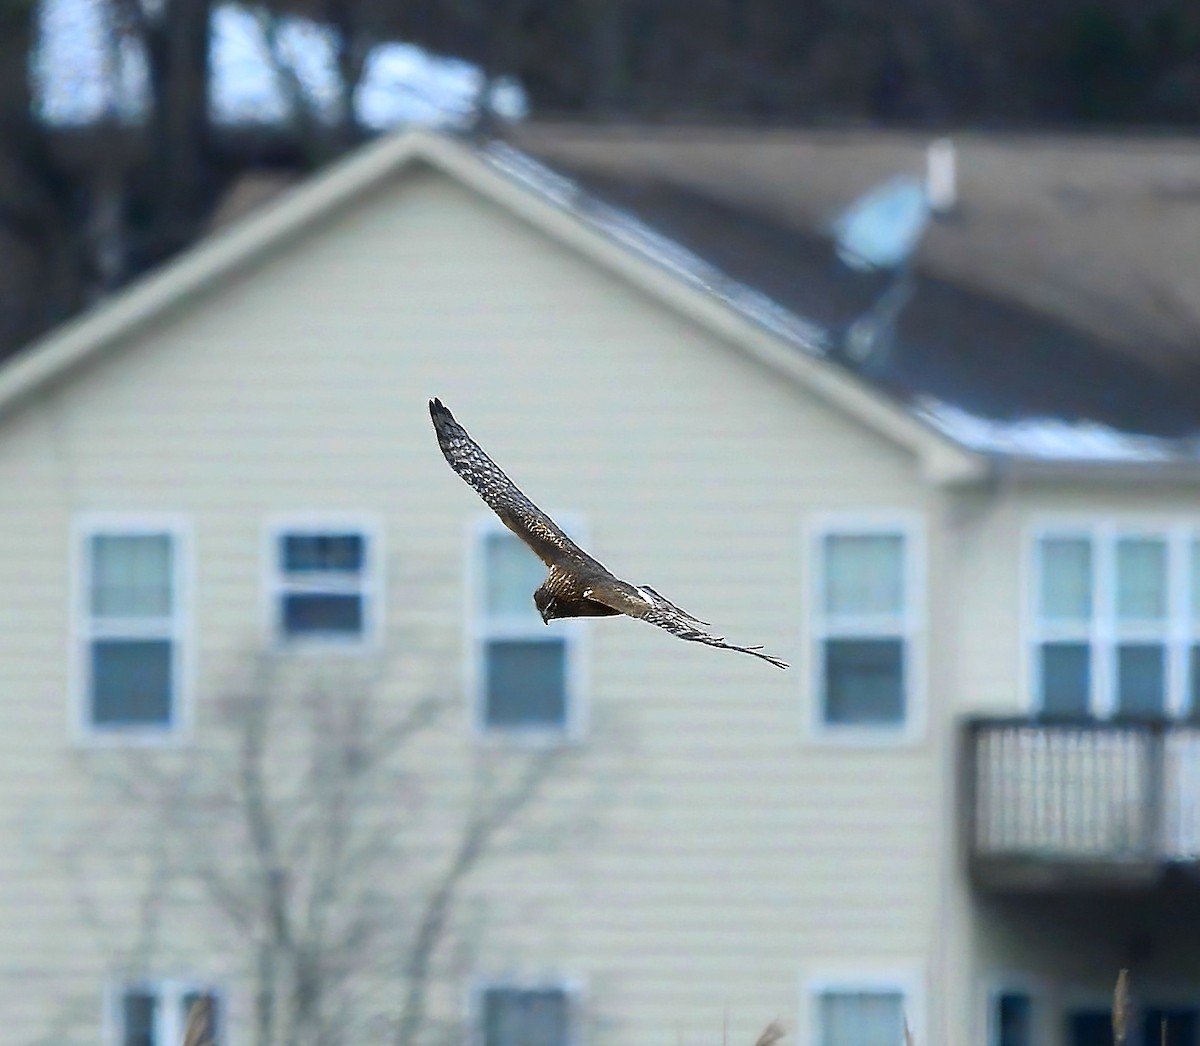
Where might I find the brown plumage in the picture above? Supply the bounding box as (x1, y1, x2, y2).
(429, 398, 788, 670)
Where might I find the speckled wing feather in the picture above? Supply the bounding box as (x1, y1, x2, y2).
(429, 398, 586, 567)
(584, 578, 789, 670)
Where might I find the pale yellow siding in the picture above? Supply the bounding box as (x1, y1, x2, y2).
(0, 164, 970, 1045)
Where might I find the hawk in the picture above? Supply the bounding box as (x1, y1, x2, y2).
(430, 398, 788, 670)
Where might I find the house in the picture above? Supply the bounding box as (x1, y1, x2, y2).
(1, 125, 1200, 1046)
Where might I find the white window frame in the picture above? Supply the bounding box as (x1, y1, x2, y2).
(70, 513, 192, 745)
(103, 978, 223, 1046)
(803, 965, 925, 1046)
(469, 977, 583, 1046)
(806, 513, 926, 744)
(264, 514, 383, 651)
(1027, 521, 1200, 718)
(467, 515, 588, 742)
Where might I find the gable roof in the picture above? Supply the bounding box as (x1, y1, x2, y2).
(537, 163, 1200, 461)
(0, 128, 984, 485)
(508, 125, 1200, 470)
(512, 124, 1200, 376)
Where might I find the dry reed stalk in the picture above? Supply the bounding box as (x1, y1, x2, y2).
(752, 1022, 787, 1046)
(182, 996, 215, 1046)
(1113, 968, 1130, 1046)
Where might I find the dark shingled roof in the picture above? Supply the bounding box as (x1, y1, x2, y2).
(505, 124, 1200, 455)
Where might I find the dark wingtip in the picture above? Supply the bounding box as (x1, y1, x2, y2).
(429, 398, 457, 433)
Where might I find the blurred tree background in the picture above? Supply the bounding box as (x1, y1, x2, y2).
(0, 0, 1198, 359)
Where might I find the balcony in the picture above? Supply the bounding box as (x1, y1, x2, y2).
(963, 717, 1200, 891)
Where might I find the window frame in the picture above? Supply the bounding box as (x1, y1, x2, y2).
(469, 977, 583, 1046)
(803, 965, 925, 1046)
(806, 513, 926, 744)
(466, 514, 588, 743)
(1027, 521, 1198, 718)
(70, 513, 192, 745)
(983, 974, 1041, 1046)
(103, 978, 223, 1046)
(263, 513, 384, 652)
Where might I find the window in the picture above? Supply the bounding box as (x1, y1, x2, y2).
(76, 518, 188, 735)
(1142, 1006, 1200, 1046)
(1065, 1008, 1111, 1046)
(479, 985, 573, 1046)
(269, 520, 379, 647)
(989, 990, 1033, 1046)
(1032, 527, 1200, 717)
(812, 986, 909, 1046)
(111, 982, 220, 1046)
(811, 521, 920, 733)
(473, 522, 582, 735)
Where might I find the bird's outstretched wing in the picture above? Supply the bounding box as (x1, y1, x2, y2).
(429, 398, 587, 567)
(584, 578, 789, 670)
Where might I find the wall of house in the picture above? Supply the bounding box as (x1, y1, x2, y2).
(951, 475, 1200, 717)
(0, 165, 964, 1044)
(951, 474, 1200, 1042)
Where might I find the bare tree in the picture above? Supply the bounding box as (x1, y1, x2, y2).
(71, 653, 571, 1046)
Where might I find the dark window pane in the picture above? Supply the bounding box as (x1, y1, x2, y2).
(1143, 1008, 1199, 1046)
(92, 640, 172, 727)
(281, 533, 364, 574)
(122, 990, 157, 1046)
(282, 593, 363, 637)
(1067, 1010, 1111, 1046)
(1117, 643, 1165, 717)
(181, 992, 218, 1044)
(482, 988, 569, 1046)
(1040, 643, 1090, 716)
(995, 992, 1032, 1046)
(485, 640, 567, 729)
(822, 639, 904, 725)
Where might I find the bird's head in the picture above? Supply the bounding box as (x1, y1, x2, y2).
(533, 587, 560, 624)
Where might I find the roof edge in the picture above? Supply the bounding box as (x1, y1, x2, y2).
(0, 128, 986, 485)
(0, 129, 437, 413)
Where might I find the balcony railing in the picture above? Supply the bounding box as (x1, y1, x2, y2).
(963, 717, 1200, 889)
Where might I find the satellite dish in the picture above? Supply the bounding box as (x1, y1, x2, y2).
(832, 175, 931, 272)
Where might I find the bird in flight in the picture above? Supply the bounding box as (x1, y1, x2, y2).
(429, 398, 788, 670)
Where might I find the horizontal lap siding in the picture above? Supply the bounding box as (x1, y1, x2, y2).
(0, 169, 947, 1044)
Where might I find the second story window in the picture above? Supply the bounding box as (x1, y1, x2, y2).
(1033, 527, 1196, 717)
(812, 522, 919, 734)
(270, 521, 379, 647)
(473, 523, 581, 736)
(77, 519, 188, 736)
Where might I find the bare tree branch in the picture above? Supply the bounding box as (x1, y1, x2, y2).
(67, 652, 567, 1046)
(394, 748, 562, 1046)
